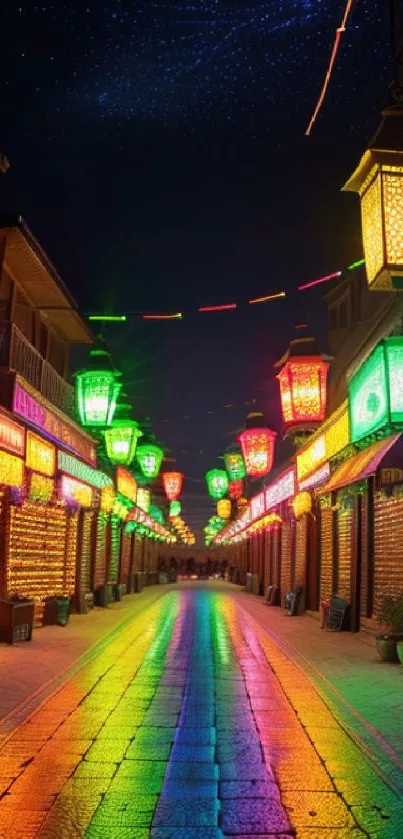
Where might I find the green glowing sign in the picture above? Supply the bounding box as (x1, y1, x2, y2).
(205, 468, 229, 500)
(349, 337, 403, 441)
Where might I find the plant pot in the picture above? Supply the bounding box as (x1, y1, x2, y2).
(376, 635, 403, 662)
(397, 640, 403, 666)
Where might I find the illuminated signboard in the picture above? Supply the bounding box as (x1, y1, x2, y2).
(29, 473, 54, 503)
(100, 484, 115, 513)
(57, 450, 111, 488)
(14, 382, 96, 465)
(61, 475, 93, 508)
(265, 467, 295, 511)
(0, 414, 25, 457)
(296, 435, 326, 481)
(26, 432, 55, 477)
(251, 491, 265, 522)
(298, 462, 330, 492)
(0, 450, 24, 487)
(349, 339, 403, 442)
(324, 406, 349, 461)
(116, 467, 137, 503)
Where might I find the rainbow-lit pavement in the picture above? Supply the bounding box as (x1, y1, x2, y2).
(0, 586, 402, 838)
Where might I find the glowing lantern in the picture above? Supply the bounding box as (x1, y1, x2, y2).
(217, 499, 231, 520)
(136, 438, 164, 479)
(162, 471, 184, 501)
(150, 504, 164, 524)
(237, 496, 248, 513)
(104, 402, 142, 466)
(223, 449, 246, 481)
(137, 487, 151, 512)
(205, 468, 229, 500)
(275, 323, 329, 432)
(75, 342, 121, 428)
(238, 413, 276, 478)
(228, 479, 243, 500)
(349, 336, 403, 442)
(343, 107, 403, 290)
(169, 500, 181, 517)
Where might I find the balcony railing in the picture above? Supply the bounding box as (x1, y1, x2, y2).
(0, 321, 76, 420)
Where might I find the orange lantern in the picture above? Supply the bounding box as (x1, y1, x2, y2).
(275, 323, 329, 431)
(238, 413, 276, 478)
(162, 471, 184, 501)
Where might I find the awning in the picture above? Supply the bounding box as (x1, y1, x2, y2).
(317, 433, 401, 495)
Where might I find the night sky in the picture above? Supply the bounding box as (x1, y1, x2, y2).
(0, 1, 391, 538)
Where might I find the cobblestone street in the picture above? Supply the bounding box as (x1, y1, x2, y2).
(0, 583, 402, 838)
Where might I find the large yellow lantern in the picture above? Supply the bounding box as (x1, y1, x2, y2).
(343, 108, 403, 291)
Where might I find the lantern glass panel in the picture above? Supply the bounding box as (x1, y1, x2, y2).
(349, 344, 388, 441)
(278, 359, 327, 426)
(361, 169, 384, 287)
(223, 452, 246, 481)
(137, 443, 164, 479)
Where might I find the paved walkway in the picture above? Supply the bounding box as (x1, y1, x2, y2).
(0, 583, 402, 837)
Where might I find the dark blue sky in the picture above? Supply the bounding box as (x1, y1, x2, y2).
(0, 1, 391, 535)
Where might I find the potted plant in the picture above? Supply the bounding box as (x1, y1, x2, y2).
(376, 595, 403, 662)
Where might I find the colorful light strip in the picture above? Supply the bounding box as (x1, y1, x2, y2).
(248, 291, 286, 304)
(305, 0, 355, 136)
(88, 315, 127, 322)
(298, 270, 342, 292)
(347, 258, 365, 271)
(198, 303, 237, 312)
(142, 313, 183, 320)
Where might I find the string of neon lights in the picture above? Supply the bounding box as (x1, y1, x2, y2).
(86, 257, 364, 322)
(305, 0, 356, 136)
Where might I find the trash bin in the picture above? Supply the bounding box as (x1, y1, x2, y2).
(43, 596, 71, 626)
(0, 598, 35, 644)
(246, 572, 253, 593)
(320, 599, 330, 629)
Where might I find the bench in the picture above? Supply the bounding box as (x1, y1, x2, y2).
(325, 594, 349, 631)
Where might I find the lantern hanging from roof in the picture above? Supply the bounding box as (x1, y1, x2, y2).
(169, 500, 181, 518)
(343, 107, 403, 290)
(223, 449, 246, 481)
(228, 479, 243, 500)
(75, 341, 121, 428)
(136, 437, 164, 479)
(137, 487, 151, 512)
(205, 468, 229, 500)
(217, 499, 231, 520)
(104, 401, 142, 466)
(275, 323, 329, 432)
(162, 471, 184, 501)
(238, 413, 276, 478)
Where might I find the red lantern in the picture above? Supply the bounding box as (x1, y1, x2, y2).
(162, 471, 184, 501)
(228, 480, 243, 500)
(275, 323, 329, 430)
(238, 413, 276, 478)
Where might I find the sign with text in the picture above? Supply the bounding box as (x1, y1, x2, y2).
(13, 383, 96, 465)
(26, 432, 56, 477)
(0, 413, 25, 457)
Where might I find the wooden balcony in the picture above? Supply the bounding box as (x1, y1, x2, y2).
(0, 321, 76, 419)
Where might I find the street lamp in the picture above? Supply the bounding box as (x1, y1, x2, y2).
(223, 447, 246, 481)
(205, 469, 229, 500)
(162, 471, 184, 501)
(136, 437, 164, 479)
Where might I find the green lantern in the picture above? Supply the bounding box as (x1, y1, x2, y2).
(137, 437, 164, 479)
(205, 468, 229, 500)
(169, 500, 181, 517)
(150, 504, 164, 525)
(75, 342, 121, 428)
(223, 448, 246, 481)
(349, 337, 403, 441)
(104, 402, 142, 466)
